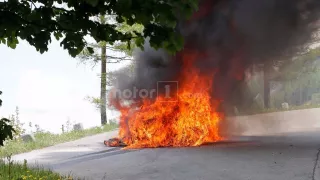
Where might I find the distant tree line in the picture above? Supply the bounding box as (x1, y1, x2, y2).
(243, 47, 320, 113)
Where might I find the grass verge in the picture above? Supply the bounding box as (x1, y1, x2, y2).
(0, 122, 118, 157)
(0, 158, 80, 180)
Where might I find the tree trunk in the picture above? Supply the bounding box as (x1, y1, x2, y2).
(263, 64, 270, 109)
(100, 43, 109, 125)
(299, 84, 302, 105)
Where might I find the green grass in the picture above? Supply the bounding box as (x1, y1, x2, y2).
(0, 159, 80, 180)
(0, 122, 118, 157)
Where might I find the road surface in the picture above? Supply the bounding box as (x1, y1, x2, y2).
(12, 129, 320, 180)
(11, 108, 320, 180)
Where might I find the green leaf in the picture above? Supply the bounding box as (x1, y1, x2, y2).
(117, 0, 132, 10)
(0, 38, 6, 44)
(173, 34, 184, 51)
(135, 37, 144, 48)
(85, 0, 99, 7)
(54, 32, 63, 40)
(7, 37, 18, 49)
(99, 41, 107, 47)
(189, 0, 199, 10)
(167, 20, 177, 28)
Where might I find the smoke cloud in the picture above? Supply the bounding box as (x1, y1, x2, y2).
(111, 0, 320, 115)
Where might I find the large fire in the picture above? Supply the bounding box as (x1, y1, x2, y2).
(105, 0, 320, 149)
(110, 51, 224, 149)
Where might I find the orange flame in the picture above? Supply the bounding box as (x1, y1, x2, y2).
(112, 51, 224, 149)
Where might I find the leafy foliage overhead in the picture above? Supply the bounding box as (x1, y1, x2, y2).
(0, 91, 15, 146)
(0, 0, 199, 57)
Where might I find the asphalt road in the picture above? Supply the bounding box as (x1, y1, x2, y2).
(12, 129, 320, 180)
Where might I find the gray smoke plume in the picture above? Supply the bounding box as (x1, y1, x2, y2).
(111, 0, 320, 115)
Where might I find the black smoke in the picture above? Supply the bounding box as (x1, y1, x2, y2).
(111, 0, 320, 115)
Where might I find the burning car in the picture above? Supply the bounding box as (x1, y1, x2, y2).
(105, 0, 320, 149)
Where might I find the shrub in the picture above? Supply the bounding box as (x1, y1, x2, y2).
(0, 91, 15, 146)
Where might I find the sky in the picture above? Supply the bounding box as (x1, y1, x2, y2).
(0, 39, 130, 134)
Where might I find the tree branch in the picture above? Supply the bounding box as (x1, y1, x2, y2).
(78, 53, 132, 63)
(29, 0, 37, 9)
